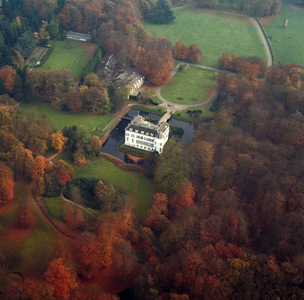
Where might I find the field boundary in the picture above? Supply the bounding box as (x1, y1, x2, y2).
(102, 153, 144, 172)
(255, 18, 275, 65)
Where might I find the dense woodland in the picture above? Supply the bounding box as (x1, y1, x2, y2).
(1, 0, 304, 299)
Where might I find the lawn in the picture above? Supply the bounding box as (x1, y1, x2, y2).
(145, 7, 267, 67)
(161, 66, 217, 105)
(259, 0, 304, 66)
(20, 101, 114, 135)
(44, 197, 65, 221)
(172, 102, 214, 122)
(72, 158, 156, 219)
(35, 40, 98, 79)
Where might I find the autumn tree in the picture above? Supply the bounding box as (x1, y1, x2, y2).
(114, 238, 137, 278)
(0, 162, 14, 204)
(0, 66, 15, 93)
(78, 228, 115, 279)
(87, 135, 102, 156)
(16, 202, 36, 228)
(51, 132, 68, 152)
(169, 181, 195, 213)
(66, 86, 83, 113)
(64, 204, 84, 230)
(31, 156, 48, 180)
(44, 258, 78, 300)
(137, 49, 174, 85)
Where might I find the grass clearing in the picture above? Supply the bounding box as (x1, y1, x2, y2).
(172, 102, 215, 121)
(44, 197, 65, 221)
(18, 219, 59, 277)
(145, 7, 267, 67)
(35, 40, 97, 79)
(0, 181, 29, 227)
(161, 67, 217, 105)
(20, 101, 114, 135)
(259, 1, 304, 66)
(73, 158, 156, 219)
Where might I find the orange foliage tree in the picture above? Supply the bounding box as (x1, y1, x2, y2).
(169, 182, 195, 213)
(64, 205, 84, 230)
(137, 50, 174, 85)
(16, 202, 36, 228)
(0, 67, 15, 93)
(51, 132, 68, 152)
(0, 161, 14, 204)
(44, 258, 78, 299)
(78, 230, 115, 279)
(31, 156, 48, 180)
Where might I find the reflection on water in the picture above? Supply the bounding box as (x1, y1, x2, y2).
(101, 109, 196, 160)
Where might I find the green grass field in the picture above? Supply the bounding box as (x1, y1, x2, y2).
(145, 7, 267, 67)
(36, 40, 97, 79)
(259, 1, 304, 66)
(161, 67, 217, 104)
(70, 158, 156, 219)
(20, 101, 114, 135)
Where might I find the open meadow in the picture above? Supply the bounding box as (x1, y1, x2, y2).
(145, 7, 267, 67)
(20, 101, 114, 135)
(35, 40, 97, 79)
(161, 66, 217, 105)
(0, 181, 61, 281)
(259, 0, 304, 66)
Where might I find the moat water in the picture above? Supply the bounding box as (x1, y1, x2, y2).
(101, 109, 196, 161)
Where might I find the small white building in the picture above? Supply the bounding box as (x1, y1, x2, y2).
(128, 74, 145, 96)
(124, 115, 169, 154)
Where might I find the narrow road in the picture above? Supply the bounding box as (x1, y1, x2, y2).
(29, 187, 77, 242)
(155, 62, 223, 111)
(60, 189, 95, 217)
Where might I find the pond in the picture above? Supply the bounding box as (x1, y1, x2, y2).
(101, 109, 196, 160)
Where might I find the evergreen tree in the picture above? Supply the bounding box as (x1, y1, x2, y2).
(0, 77, 6, 95)
(153, 0, 175, 24)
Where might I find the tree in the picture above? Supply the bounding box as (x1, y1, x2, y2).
(78, 230, 114, 279)
(114, 238, 136, 278)
(64, 204, 84, 230)
(187, 44, 202, 63)
(154, 145, 187, 196)
(87, 135, 102, 155)
(16, 202, 36, 228)
(84, 86, 110, 115)
(0, 162, 14, 204)
(51, 132, 68, 152)
(169, 181, 195, 213)
(44, 258, 77, 300)
(21, 279, 54, 300)
(153, 0, 175, 24)
(0, 77, 6, 95)
(31, 156, 48, 180)
(137, 49, 174, 85)
(66, 87, 83, 113)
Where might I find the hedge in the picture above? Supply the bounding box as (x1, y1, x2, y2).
(102, 152, 144, 172)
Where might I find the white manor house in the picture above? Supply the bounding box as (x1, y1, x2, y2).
(124, 115, 169, 154)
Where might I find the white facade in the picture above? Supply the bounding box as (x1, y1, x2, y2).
(124, 116, 169, 154)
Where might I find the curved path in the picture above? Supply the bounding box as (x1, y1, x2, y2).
(154, 6, 273, 110)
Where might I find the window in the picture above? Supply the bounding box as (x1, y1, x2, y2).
(127, 137, 129, 141)
(132, 139, 134, 143)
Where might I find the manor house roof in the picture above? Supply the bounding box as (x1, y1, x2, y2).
(125, 115, 169, 137)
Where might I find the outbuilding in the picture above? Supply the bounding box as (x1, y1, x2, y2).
(66, 31, 92, 42)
